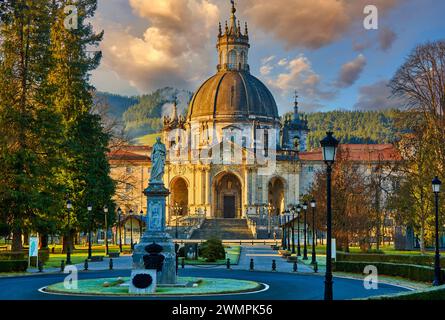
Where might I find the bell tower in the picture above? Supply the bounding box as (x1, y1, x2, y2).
(217, 1, 250, 72)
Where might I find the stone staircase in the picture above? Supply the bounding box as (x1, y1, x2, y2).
(190, 219, 255, 240)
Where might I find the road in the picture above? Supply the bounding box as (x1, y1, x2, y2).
(0, 268, 408, 300)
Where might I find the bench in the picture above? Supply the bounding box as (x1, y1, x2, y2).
(108, 252, 120, 258)
(0, 246, 8, 252)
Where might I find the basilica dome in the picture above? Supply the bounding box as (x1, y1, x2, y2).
(187, 70, 279, 122)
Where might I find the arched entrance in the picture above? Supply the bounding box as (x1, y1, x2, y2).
(268, 177, 285, 216)
(170, 177, 188, 216)
(213, 172, 242, 219)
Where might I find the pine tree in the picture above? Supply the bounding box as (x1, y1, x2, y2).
(0, 0, 63, 250)
(47, 0, 113, 252)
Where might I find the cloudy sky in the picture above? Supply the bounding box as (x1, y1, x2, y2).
(90, 0, 445, 114)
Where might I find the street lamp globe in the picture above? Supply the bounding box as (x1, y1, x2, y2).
(67, 200, 72, 210)
(117, 207, 122, 215)
(103, 206, 108, 213)
(320, 131, 339, 164)
(303, 202, 308, 211)
(296, 204, 301, 214)
(87, 204, 92, 212)
(432, 176, 442, 193)
(311, 199, 316, 208)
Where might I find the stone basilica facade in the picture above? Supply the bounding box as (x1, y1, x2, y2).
(161, 3, 309, 222)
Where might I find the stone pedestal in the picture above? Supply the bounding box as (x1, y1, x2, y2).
(129, 270, 157, 294)
(132, 183, 177, 285)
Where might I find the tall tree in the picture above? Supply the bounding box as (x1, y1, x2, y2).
(0, 0, 63, 250)
(48, 0, 113, 252)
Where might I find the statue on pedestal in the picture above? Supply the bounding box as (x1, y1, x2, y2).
(150, 137, 166, 184)
(131, 137, 176, 287)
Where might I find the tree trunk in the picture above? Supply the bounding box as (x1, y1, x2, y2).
(420, 225, 426, 254)
(40, 234, 48, 248)
(62, 234, 75, 253)
(12, 230, 23, 251)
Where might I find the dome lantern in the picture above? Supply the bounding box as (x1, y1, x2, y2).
(217, 0, 250, 73)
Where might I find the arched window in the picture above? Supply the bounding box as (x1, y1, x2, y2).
(240, 51, 246, 66)
(228, 50, 237, 69)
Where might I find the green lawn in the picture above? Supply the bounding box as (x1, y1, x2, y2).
(45, 276, 261, 296)
(44, 244, 132, 268)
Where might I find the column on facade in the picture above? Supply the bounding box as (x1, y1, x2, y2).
(205, 168, 210, 217)
(243, 168, 249, 217)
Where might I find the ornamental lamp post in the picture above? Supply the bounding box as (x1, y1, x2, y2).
(432, 176, 442, 286)
(66, 200, 73, 265)
(285, 209, 291, 250)
(303, 201, 308, 260)
(281, 212, 286, 249)
(311, 199, 317, 265)
(129, 209, 134, 250)
(320, 131, 339, 301)
(104, 206, 109, 256)
(87, 204, 93, 260)
(291, 206, 296, 254)
(139, 210, 144, 237)
(296, 204, 302, 256)
(117, 207, 123, 253)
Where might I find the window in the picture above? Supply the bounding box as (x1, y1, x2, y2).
(264, 130, 269, 157)
(228, 50, 237, 68)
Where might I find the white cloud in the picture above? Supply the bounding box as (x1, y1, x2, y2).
(336, 54, 367, 88)
(260, 65, 273, 76)
(93, 0, 220, 93)
(354, 80, 404, 110)
(261, 54, 335, 109)
(239, 0, 401, 49)
(278, 58, 288, 66)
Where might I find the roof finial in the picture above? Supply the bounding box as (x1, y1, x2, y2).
(294, 90, 299, 119)
(218, 22, 222, 36)
(231, 0, 236, 14)
(245, 22, 248, 36)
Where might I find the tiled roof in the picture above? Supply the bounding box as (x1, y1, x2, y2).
(300, 144, 401, 162)
(108, 149, 150, 161)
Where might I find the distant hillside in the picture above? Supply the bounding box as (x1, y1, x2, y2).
(95, 92, 138, 119)
(305, 109, 401, 150)
(96, 88, 402, 148)
(122, 87, 193, 138)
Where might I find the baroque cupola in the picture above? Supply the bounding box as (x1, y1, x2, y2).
(217, 0, 250, 72)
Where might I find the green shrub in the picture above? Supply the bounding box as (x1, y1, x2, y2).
(334, 261, 445, 283)
(368, 285, 445, 300)
(0, 252, 25, 261)
(200, 238, 225, 262)
(337, 252, 445, 268)
(0, 223, 10, 237)
(0, 260, 28, 272)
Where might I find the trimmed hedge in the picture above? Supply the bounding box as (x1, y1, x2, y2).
(334, 261, 445, 283)
(337, 252, 445, 268)
(0, 260, 28, 273)
(0, 249, 49, 263)
(368, 285, 445, 300)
